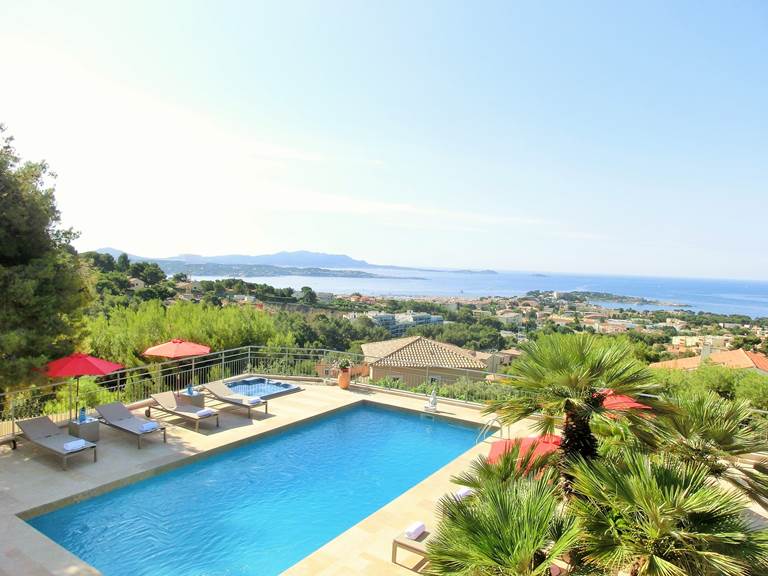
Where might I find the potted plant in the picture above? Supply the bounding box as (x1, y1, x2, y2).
(337, 359, 351, 390)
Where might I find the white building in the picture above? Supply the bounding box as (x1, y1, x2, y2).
(496, 311, 523, 326)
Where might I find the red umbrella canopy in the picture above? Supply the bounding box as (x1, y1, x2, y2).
(46, 353, 124, 378)
(602, 389, 652, 411)
(488, 434, 561, 465)
(143, 339, 211, 359)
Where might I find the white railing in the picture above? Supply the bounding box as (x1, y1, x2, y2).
(0, 346, 510, 442)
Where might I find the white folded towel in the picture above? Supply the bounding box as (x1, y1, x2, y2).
(455, 487, 474, 500)
(63, 439, 86, 452)
(404, 521, 426, 540)
(196, 408, 214, 417)
(245, 397, 263, 405)
(140, 421, 158, 432)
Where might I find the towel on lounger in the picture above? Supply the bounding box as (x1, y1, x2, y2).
(196, 408, 214, 417)
(404, 521, 425, 540)
(455, 487, 474, 499)
(63, 439, 86, 452)
(245, 397, 263, 405)
(140, 421, 158, 432)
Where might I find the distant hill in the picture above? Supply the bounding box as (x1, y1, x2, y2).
(174, 250, 371, 268)
(95, 248, 371, 268)
(92, 248, 497, 274)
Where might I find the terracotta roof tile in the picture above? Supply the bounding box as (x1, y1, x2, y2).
(746, 350, 768, 372)
(649, 356, 702, 370)
(361, 336, 487, 369)
(650, 349, 768, 372)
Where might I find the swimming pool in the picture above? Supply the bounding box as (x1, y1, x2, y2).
(226, 376, 301, 399)
(28, 402, 484, 575)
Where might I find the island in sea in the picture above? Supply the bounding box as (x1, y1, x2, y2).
(558, 291, 690, 308)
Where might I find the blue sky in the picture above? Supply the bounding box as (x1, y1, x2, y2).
(1, 1, 766, 278)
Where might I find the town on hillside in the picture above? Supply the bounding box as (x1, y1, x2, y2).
(82, 251, 768, 373)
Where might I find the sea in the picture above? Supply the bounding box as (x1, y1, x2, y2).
(194, 268, 768, 319)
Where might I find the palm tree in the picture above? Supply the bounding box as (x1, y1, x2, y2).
(451, 441, 561, 492)
(632, 390, 768, 511)
(569, 451, 768, 576)
(486, 334, 658, 463)
(426, 477, 580, 575)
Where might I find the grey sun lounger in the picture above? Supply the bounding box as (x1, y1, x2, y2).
(96, 402, 167, 449)
(17, 416, 97, 470)
(149, 391, 219, 432)
(203, 381, 268, 418)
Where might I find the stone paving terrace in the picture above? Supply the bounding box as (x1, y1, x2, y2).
(0, 382, 521, 576)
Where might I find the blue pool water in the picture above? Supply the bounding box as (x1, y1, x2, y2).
(28, 403, 483, 575)
(226, 377, 300, 399)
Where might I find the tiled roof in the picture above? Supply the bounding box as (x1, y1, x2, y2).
(650, 349, 768, 372)
(649, 356, 702, 370)
(361, 336, 487, 369)
(746, 351, 768, 372)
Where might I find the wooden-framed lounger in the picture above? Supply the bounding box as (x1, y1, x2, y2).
(96, 402, 167, 449)
(391, 530, 432, 567)
(203, 381, 268, 419)
(149, 391, 219, 432)
(16, 416, 97, 470)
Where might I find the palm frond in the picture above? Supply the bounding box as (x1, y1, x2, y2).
(485, 334, 659, 462)
(451, 442, 560, 491)
(427, 477, 577, 575)
(633, 390, 768, 510)
(568, 451, 768, 576)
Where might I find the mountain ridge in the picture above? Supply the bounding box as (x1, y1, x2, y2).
(96, 248, 371, 268)
(93, 248, 497, 274)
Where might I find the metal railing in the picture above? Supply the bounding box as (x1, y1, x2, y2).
(0, 346, 511, 441)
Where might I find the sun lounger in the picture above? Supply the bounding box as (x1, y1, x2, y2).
(17, 416, 97, 470)
(391, 526, 432, 567)
(96, 402, 167, 449)
(203, 381, 268, 418)
(149, 391, 219, 432)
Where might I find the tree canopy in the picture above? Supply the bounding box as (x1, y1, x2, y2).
(0, 127, 90, 391)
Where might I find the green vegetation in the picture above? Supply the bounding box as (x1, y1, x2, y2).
(0, 128, 90, 391)
(426, 335, 768, 575)
(86, 300, 280, 368)
(487, 334, 658, 464)
(569, 452, 768, 575)
(653, 364, 768, 409)
(427, 474, 579, 576)
(406, 318, 508, 351)
(632, 390, 768, 510)
(371, 376, 515, 403)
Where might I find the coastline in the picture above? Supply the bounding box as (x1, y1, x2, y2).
(191, 270, 768, 318)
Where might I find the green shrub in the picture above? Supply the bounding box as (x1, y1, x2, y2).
(371, 376, 516, 403)
(654, 364, 768, 409)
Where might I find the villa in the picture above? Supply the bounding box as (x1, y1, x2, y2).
(361, 336, 489, 386)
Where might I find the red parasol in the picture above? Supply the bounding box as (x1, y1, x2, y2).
(602, 389, 652, 411)
(488, 434, 561, 465)
(143, 339, 210, 358)
(45, 353, 124, 420)
(46, 353, 123, 378)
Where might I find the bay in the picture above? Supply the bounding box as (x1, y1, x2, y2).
(193, 269, 768, 318)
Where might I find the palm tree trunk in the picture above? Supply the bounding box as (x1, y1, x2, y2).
(561, 408, 598, 462)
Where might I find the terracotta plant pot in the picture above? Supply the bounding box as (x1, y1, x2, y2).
(338, 368, 350, 390)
